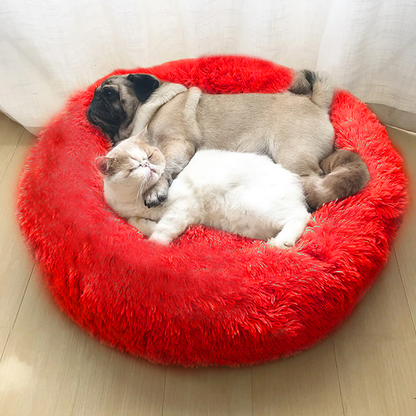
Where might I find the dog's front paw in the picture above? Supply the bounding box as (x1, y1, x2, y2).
(144, 180, 169, 208)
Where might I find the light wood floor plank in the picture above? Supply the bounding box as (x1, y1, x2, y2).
(0, 130, 36, 328)
(14, 267, 167, 416)
(0, 326, 87, 416)
(334, 335, 416, 416)
(14, 265, 76, 331)
(252, 339, 344, 416)
(163, 365, 252, 416)
(333, 253, 414, 340)
(0, 330, 10, 359)
(72, 343, 166, 416)
(386, 126, 416, 332)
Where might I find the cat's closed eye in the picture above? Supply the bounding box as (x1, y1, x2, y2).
(128, 158, 142, 172)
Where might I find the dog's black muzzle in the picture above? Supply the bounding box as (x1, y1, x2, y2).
(87, 92, 126, 141)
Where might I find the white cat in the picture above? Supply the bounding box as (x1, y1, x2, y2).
(96, 132, 311, 248)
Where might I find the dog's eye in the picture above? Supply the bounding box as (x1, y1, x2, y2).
(103, 89, 117, 99)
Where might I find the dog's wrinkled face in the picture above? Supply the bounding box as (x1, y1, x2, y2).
(87, 74, 160, 143)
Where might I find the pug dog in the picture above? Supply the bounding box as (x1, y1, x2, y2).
(88, 70, 369, 209)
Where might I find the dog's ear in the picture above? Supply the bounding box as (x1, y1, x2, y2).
(127, 74, 160, 103)
(96, 157, 114, 177)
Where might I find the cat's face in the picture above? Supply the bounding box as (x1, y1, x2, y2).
(96, 135, 165, 194)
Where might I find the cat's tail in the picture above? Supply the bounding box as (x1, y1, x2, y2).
(289, 69, 334, 110)
(301, 149, 370, 209)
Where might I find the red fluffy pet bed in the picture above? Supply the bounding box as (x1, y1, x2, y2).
(17, 56, 407, 367)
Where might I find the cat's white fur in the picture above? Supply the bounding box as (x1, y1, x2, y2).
(98, 133, 311, 248)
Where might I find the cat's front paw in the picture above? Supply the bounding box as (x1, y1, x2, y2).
(144, 179, 169, 208)
(267, 236, 296, 249)
(149, 232, 172, 246)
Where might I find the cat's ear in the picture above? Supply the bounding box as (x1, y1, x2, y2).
(130, 127, 148, 142)
(139, 126, 148, 139)
(96, 157, 113, 177)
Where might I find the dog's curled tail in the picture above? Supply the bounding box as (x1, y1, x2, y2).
(302, 150, 370, 209)
(289, 69, 335, 110)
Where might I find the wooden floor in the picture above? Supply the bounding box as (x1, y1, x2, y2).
(0, 111, 415, 416)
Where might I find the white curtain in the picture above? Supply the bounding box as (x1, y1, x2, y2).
(0, 0, 415, 133)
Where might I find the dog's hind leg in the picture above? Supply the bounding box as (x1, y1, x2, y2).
(301, 149, 370, 209)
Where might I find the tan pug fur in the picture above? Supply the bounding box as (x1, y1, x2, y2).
(88, 70, 369, 208)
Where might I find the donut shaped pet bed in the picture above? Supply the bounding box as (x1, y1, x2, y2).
(17, 56, 407, 367)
